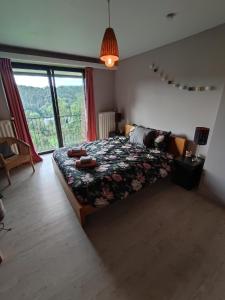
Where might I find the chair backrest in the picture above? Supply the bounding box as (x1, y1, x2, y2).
(0, 137, 18, 146)
(0, 137, 19, 156)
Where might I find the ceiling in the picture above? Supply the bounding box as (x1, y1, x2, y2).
(0, 0, 225, 60)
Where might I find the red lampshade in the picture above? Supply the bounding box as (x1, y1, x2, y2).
(100, 27, 119, 68)
(194, 127, 210, 145)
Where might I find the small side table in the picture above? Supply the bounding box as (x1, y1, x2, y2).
(172, 156, 205, 190)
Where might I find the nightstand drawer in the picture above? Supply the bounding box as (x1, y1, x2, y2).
(172, 157, 204, 190)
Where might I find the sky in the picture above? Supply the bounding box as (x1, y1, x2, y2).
(14, 75, 83, 88)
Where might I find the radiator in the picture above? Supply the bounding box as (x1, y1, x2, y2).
(0, 120, 15, 138)
(0, 119, 18, 152)
(98, 112, 115, 139)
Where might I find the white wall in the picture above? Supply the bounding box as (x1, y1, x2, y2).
(115, 24, 225, 155)
(200, 86, 225, 202)
(93, 69, 115, 136)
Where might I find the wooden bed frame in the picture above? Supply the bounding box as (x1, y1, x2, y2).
(53, 125, 187, 227)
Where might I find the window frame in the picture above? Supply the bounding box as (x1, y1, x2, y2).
(12, 62, 86, 154)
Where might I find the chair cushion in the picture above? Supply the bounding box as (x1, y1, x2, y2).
(0, 142, 15, 159)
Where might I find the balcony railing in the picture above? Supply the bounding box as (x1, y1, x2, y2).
(27, 114, 85, 153)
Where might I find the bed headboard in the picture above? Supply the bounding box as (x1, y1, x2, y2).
(125, 124, 187, 157)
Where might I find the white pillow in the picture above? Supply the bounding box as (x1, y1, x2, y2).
(155, 135, 165, 144)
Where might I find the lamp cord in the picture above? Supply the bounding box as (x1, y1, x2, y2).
(108, 0, 111, 27)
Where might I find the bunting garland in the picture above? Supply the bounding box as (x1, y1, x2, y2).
(149, 64, 215, 91)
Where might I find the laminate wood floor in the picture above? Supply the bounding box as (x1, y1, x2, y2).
(0, 155, 225, 300)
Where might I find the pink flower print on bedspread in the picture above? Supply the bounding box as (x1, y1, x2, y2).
(102, 187, 114, 200)
(137, 172, 145, 183)
(105, 175, 113, 181)
(143, 162, 151, 170)
(131, 179, 142, 191)
(67, 175, 74, 185)
(162, 162, 171, 172)
(112, 173, 123, 182)
(160, 168, 168, 178)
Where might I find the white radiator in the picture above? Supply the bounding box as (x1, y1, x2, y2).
(0, 120, 15, 138)
(0, 120, 18, 152)
(98, 112, 115, 139)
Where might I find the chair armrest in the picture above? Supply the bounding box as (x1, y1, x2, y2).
(16, 139, 30, 148)
(0, 153, 6, 167)
(16, 139, 31, 155)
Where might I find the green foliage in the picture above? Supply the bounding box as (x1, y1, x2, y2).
(18, 85, 85, 153)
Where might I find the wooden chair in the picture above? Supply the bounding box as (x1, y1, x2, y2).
(0, 137, 35, 185)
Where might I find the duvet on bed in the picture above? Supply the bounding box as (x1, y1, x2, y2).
(53, 136, 174, 208)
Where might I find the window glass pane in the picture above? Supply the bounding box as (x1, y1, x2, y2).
(54, 70, 86, 146)
(13, 68, 47, 76)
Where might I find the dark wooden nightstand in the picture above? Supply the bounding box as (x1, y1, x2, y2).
(172, 156, 205, 190)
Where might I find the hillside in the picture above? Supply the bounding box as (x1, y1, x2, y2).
(18, 85, 85, 118)
(17, 85, 85, 152)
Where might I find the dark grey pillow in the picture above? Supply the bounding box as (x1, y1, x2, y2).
(129, 125, 151, 146)
(154, 130, 172, 151)
(0, 142, 15, 159)
(143, 130, 156, 148)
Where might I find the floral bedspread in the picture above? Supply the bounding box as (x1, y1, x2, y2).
(53, 137, 174, 208)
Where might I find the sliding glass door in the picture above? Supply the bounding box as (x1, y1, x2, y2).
(53, 70, 86, 146)
(13, 64, 85, 153)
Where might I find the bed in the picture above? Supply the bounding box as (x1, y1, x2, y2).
(52, 125, 187, 226)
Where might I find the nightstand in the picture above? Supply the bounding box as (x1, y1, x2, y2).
(172, 156, 205, 190)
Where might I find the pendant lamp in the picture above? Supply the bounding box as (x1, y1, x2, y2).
(100, 0, 119, 68)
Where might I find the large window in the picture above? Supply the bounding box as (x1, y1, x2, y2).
(13, 63, 86, 153)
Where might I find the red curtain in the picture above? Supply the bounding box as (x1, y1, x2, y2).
(85, 67, 97, 141)
(0, 58, 42, 163)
